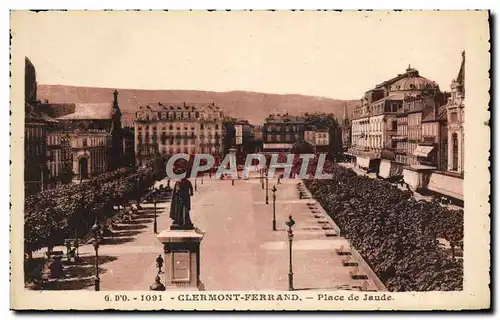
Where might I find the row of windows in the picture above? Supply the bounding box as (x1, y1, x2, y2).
(46, 162, 72, 179)
(136, 111, 222, 121)
(138, 123, 220, 131)
(264, 134, 299, 142)
(26, 126, 44, 139)
(142, 145, 223, 156)
(263, 125, 302, 132)
(352, 120, 389, 133)
(73, 137, 107, 148)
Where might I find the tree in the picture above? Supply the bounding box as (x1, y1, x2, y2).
(303, 159, 463, 291)
(291, 139, 315, 154)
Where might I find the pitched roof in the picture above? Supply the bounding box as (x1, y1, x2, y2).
(56, 103, 113, 120)
(437, 104, 447, 120)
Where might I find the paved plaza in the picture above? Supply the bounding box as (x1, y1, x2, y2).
(48, 174, 385, 291)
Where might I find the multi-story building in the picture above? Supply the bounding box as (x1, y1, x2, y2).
(122, 127, 136, 169)
(45, 128, 73, 188)
(68, 131, 111, 180)
(55, 91, 123, 172)
(349, 66, 440, 172)
(234, 120, 254, 146)
(24, 57, 47, 196)
(397, 93, 449, 168)
(304, 125, 330, 152)
(446, 51, 465, 174)
(133, 102, 224, 165)
(25, 57, 126, 190)
(420, 104, 448, 170)
(262, 114, 306, 152)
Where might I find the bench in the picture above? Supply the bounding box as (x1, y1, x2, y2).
(336, 244, 352, 256)
(341, 255, 358, 267)
(349, 266, 369, 280)
(325, 230, 339, 237)
(351, 280, 377, 292)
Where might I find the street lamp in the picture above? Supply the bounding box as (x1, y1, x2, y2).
(272, 185, 277, 231)
(91, 218, 102, 291)
(265, 173, 269, 205)
(286, 215, 296, 291)
(135, 175, 143, 210)
(260, 169, 264, 189)
(153, 191, 158, 234)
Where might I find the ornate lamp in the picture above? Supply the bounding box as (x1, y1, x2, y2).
(286, 215, 295, 291)
(91, 219, 102, 291)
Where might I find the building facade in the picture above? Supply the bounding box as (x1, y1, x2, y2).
(304, 125, 330, 151)
(446, 51, 465, 174)
(133, 102, 224, 165)
(53, 91, 124, 181)
(45, 129, 73, 188)
(68, 131, 111, 180)
(348, 66, 440, 171)
(262, 114, 306, 152)
(393, 93, 449, 169)
(24, 57, 47, 196)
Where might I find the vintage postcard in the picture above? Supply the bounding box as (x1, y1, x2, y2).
(10, 10, 490, 310)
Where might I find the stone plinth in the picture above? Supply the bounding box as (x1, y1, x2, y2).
(157, 229, 205, 291)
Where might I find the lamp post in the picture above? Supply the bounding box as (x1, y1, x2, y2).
(272, 185, 277, 231)
(286, 215, 295, 291)
(265, 173, 269, 205)
(91, 219, 102, 291)
(260, 169, 264, 189)
(135, 175, 142, 210)
(153, 192, 158, 234)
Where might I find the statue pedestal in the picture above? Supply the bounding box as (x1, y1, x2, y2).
(157, 229, 205, 291)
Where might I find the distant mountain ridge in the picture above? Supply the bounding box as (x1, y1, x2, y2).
(37, 85, 357, 126)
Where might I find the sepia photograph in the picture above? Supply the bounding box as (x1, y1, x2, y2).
(9, 10, 490, 310)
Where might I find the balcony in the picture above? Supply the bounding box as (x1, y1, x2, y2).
(346, 147, 381, 159)
(391, 135, 407, 141)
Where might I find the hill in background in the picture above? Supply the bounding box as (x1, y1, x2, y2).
(37, 85, 357, 126)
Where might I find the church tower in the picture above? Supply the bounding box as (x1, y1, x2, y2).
(341, 102, 351, 150)
(446, 51, 465, 174)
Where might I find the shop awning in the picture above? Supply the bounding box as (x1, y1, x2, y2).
(413, 145, 435, 157)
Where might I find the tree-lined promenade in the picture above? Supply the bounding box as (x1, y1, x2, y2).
(24, 157, 166, 257)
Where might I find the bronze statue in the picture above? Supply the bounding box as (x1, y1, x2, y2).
(169, 177, 194, 230)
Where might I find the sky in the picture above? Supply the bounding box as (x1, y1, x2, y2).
(12, 11, 480, 100)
